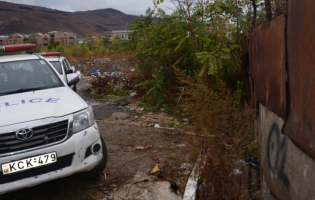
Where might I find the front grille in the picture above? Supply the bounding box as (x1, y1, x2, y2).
(0, 153, 74, 184)
(0, 120, 68, 155)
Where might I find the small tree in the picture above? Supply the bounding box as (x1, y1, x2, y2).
(29, 34, 37, 46)
(48, 41, 62, 50)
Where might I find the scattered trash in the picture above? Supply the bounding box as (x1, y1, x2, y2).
(104, 172, 107, 180)
(135, 146, 151, 150)
(233, 169, 242, 175)
(118, 106, 125, 110)
(131, 68, 135, 72)
(199, 179, 214, 200)
(140, 107, 144, 111)
(126, 179, 149, 196)
(175, 144, 186, 147)
(91, 174, 101, 185)
(180, 163, 192, 169)
(170, 182, 179, 195)
(130, 107, 136, 111)
(151, 165, 160, 173)
(184, 169, 191, 175)
(110, 184, 116, 187)
(183, 118, 188, 122)
(154, 124, 162, 128)
(88, 72, 91, 76)
(157, 170, 164, 178)
(76, 70, 82, 78)
(251, 157, 260, 190)
(142, 189, 148, 195)
(102, 191, 111, 196)
(94, 72, 99, 76)
(130, 92, 137, 97)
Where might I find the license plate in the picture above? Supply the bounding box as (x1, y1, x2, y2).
(2, 152, 57, 175)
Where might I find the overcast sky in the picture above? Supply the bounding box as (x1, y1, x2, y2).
(3, 0, 177, 15)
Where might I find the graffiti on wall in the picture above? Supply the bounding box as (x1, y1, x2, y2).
(267, 123, 290, 191)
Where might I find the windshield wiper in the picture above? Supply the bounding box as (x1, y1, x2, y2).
(0, 86, 50, 96)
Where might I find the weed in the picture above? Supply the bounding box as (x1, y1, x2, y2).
(174, 67, 257, 199)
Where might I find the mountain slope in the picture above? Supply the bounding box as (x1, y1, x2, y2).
(0, 2, 138, 37)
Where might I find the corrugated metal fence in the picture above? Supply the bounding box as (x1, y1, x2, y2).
(242, 0, 315, 161)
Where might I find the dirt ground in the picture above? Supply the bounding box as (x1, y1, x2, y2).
(1, 78, 196, 200)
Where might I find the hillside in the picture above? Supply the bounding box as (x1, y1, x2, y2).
(0, 1, 139, 37)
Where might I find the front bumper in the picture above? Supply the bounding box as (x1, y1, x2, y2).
(0, 124, 103, 195)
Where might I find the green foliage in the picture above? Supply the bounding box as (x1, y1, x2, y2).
(107, 86, 129, 96)
(90, 86, 129, 100)
(114, 0, 256, 106)
(48, 42, 62, 50)
(32, 37, 116, 57)
(29, 34, 37, 46)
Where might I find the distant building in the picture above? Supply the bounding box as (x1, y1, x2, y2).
(9, 33, 29, 45)
(112, 30, 132, 40)
(0, 35, 10, 45)
(85, 32, 99, 42)
(77, 38, 86, 44)
(48, 31, 77, 46)
(0, 31, 77, 46)
(85, 32, 112, 42)
(32, 32, 51, 46)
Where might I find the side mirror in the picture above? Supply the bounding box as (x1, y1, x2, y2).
(66, 69, 74, 75)
(67, 73, 79, 86)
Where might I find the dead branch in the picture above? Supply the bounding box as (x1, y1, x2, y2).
(126, 179, 149, 196)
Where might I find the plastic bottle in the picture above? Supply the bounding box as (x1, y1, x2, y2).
(251, 157, 259, 191)
(199, 179, 208, 200)
(135, 146, 151, 150)
(243, 155, 252, 194)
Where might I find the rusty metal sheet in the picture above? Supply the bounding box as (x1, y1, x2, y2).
(241, 34, 252, 103)
(249, 15, 286, 119)
(283, 0, 315, 160)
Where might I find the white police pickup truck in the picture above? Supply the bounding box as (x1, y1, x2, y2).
(0, 44, 107, 194)
(42, 52, 77, 91)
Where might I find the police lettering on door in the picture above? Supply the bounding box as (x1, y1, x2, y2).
(1, 98, 60, 107)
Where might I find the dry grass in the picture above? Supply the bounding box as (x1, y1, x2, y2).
(174, 67, 258, 199)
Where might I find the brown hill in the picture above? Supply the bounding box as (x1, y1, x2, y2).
(0, 1, 139, 37)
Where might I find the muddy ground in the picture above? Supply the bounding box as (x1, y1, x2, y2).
(1, 77, 197, 200)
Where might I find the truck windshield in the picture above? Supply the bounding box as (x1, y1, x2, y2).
(0, 59, 64, 96)
(49, 61, 63, 75)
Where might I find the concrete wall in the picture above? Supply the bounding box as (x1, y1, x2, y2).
(258, 104, 315, 199)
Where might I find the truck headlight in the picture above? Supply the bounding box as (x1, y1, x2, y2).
(73, 106, 95, 133)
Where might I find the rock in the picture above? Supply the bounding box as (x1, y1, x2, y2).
(111, 112, 129, 119)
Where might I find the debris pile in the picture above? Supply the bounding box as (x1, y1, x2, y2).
(70, 58, 135, 75)
(71, 58, 136, 96)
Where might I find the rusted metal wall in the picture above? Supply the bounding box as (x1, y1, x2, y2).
(241, 34, 252, 103)
(283, 0, 315, 160)
(248, 15, 286, 119)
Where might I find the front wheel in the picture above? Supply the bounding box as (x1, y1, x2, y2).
(80, 136, 107, 179)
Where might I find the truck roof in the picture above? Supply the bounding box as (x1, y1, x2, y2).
(0, 54, 41, 63)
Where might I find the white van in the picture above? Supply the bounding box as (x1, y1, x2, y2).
(0, 44, 107, 194)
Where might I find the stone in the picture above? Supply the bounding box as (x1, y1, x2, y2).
(111, 112, 129, 119)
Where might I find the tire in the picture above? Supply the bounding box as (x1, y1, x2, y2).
(80, 136, 107, 179)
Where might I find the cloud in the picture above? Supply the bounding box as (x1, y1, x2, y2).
(5, 0, 176, 15)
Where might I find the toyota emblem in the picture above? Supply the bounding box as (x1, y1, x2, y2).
(16, 128, 33, 140)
